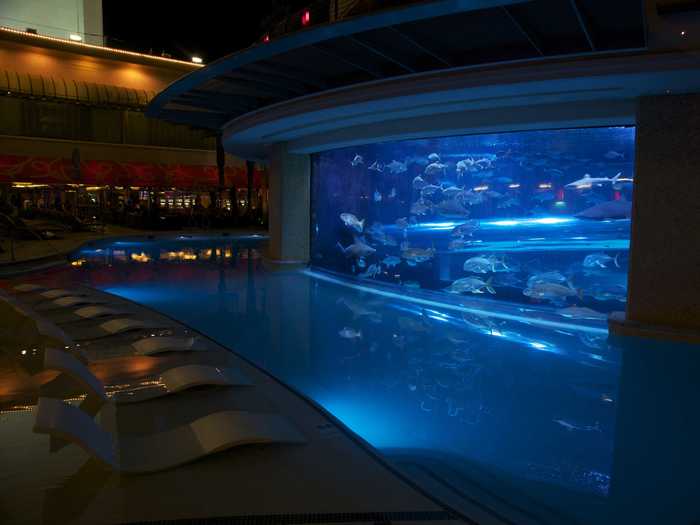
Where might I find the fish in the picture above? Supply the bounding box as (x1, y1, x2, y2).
(340, 213, 364, 232)
(613, 177, 634, 191)
(451, 220, 479, 238)
(463, 256, 498, 274)
(367, 223, 398, 246)
(358, 263, 381, 279)
(565, 173, 621, 190)
(604, 150, 624, 160)
(424, 162, 447, 177)
(589, 284, 627, 302)
(442, 185, 465, 198)
(386, 160, 408, 174)
(420, 184, 442, 197)
(448, 238, 473, 250)
(527, 271, 568, 288)
(337, 297, 379, 318)
(339, 327, 362, 339)
(579, 333, 607, 350)
(496, 197, 520, 209)
(388, 187, 397, 199)
(368, 161, 384, 172)
(373, 190, 382, 202)
(583, 253, 620, 269)
(401, 242, 436, 265)
(553, 419, 601, 432)
(337, 240, 376, 259)
(412, 176, 428, 190)
(351, 154, 363, 167)
(446, 276, 496, 294)
(395, 217, 410, 229)
(556, 306, 607, 320)
(435, 198, 471, 217)
(460, 190, 485, 205)
(545, 168, 564, 176)
(493, 272, 523, 288)
(382, 255, 401, 267)
(523, 281, 582, 302)
(455, 159, 474, 176)
(575, 198, 631, 220)
(410, 199, 432, 216)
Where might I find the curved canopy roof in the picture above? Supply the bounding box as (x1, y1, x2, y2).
(1, 69, 155, 108)
(147, 0, 647, 131)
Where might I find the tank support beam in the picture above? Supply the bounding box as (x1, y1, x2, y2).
(266, 142, 311, 266)
(610, 93, 700, 343)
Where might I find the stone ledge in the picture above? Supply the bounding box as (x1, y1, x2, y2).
(608, 311, 700, 344)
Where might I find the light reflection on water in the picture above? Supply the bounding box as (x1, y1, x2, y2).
(55, 236, 700, 525)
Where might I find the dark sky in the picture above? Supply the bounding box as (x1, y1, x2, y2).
(102, 1, 310, 63)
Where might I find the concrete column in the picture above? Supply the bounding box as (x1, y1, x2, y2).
(267, 143, 311, 265)
(610, 94, 700, 342)
(607, 335, 700, 524)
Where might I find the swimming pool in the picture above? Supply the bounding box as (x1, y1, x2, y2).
(60, 234, 699, 525)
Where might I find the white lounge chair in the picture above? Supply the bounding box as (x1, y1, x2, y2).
(41, 289, 82, 300)
(73, 306, 122, 320)
(52, 296, 108, 308)
(111, 365, 252, 403)
(44, 346, 250, 404)
(43, 348, 107, 402)
(13, 283, 47, 293)
(100, 318, 155, 335)
(132, 335, 207, 356)
(33, 397, 306, 474)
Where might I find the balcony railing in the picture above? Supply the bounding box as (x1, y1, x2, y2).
(261, 0, 431, 42)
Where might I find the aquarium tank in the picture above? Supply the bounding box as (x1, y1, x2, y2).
(310, 127, 635, 316)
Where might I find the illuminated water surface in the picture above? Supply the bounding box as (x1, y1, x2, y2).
(57, 235, 700, 525)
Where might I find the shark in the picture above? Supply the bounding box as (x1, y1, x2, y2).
(565, 172, 622, 189)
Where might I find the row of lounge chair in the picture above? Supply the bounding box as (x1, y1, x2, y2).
(2, 282, 306, 474)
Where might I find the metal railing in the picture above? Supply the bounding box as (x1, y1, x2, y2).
(261, 0, 431, 41)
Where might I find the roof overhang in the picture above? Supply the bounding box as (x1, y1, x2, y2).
(147, 0, 648, 141)
(220, 48, 700, 159)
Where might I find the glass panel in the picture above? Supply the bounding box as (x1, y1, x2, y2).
(311, 126, 635, 314)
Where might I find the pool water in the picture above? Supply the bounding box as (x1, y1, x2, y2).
(61, 235, 700, 525)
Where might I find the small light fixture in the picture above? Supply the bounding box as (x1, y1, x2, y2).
(301, 9, 311, 26)
(681, 30, 687, 37)
(191, 56, 203, 64)
(69, 33, 82, 42)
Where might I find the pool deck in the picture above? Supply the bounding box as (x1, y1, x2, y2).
(0, 226, 266, 274)
(0, 282, 467, 525)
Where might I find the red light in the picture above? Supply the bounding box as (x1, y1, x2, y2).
(613, 191, 621, 201)
(301, 9, 311, 26)
(556, 188, 565, 201)
(263, 34, 270, 43)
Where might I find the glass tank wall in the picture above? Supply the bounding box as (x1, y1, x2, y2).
(311, 127, 635, 315)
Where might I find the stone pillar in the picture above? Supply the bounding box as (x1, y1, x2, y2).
(266, 142, 311, 265)
(609, 94, 700, 342)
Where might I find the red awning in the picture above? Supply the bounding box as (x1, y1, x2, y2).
(0, 155, 266, 189)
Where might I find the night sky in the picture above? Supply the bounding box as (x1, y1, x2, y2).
(102, 1, 310, 63)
